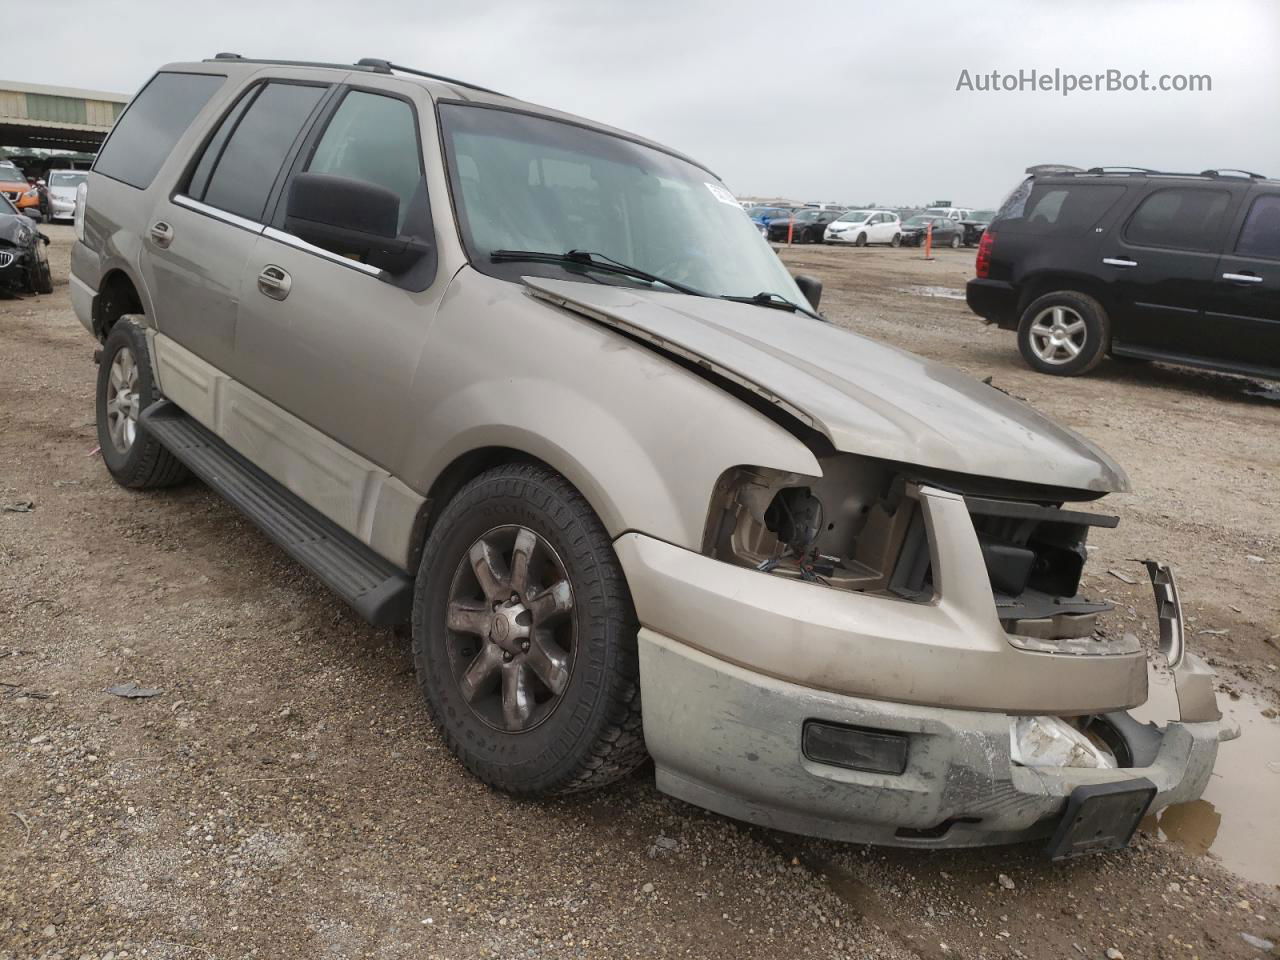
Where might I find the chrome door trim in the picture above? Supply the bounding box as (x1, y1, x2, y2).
(172, 194, 265, 235)
(1222, 272, 1264, 283)
(262, 226, 385, 279)
(1101, 257, 1138, 267)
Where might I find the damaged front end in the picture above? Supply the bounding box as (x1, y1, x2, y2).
(625, 452, 1236, 856)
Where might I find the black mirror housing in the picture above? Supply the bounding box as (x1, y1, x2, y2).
(793, 274, 823, 309)
(285, 172, 431, 275)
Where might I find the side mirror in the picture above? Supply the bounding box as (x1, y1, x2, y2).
(793, 274, 822, 309)
(284, 172, 431, 274)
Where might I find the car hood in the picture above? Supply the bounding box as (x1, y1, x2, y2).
(524, 277, 1128, 493)
(0, 213, 32, 244)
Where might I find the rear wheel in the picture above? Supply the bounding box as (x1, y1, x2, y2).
(1016, 291, 1109, 376)
(950, 233, 962, 249)
(95, 317, 190, 488)
(413, 462, 646, 796)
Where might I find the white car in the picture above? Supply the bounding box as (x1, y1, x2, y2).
(926, 206, 973, 222)
(823, 210, 902, 246)
(46, 169, 88, 222)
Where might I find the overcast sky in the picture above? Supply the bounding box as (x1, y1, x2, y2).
(20, 0, 1280, 206)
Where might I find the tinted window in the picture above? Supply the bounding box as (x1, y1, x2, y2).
(199, 82, 327, 222)
(999, 183, 1126, 235)
(1125, 187, 1230, 251)
(94, 72, 224, 190)
(305, 91, 423, 231)
(1235, 194, 1280, 259)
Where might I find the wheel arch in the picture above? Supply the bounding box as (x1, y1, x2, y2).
(1015, 270, 1115, 319)
(92, 268, 146, 339)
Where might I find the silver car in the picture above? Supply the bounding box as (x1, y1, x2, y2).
(46, 169, 88, 222)
(70, 54, 1234, 855)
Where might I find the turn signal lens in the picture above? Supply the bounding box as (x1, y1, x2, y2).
(802, 720, 909, 775)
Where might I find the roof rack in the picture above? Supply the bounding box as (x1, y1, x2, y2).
(207, 53, 390, 73)
(1200, 168, 1267, 179)
(355, 59, 510, 98)
(205, 54, 511, 98)
(1030, 165, 1272, 183)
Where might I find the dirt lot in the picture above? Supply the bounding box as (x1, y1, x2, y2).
(1, 227, 1278, 960)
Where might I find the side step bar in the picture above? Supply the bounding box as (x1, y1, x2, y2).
(140, 401, 413, 626)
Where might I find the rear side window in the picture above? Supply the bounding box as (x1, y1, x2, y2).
(94, 72, 224, 189)
(304, 90, 424, 232)
(998, 183, 1127, 235)
(1235, 194, 1280, 259)
(190, 81, 327, 222)
(1124, 187, 1230, 251)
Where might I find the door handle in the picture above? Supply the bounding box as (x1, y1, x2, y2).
(1222, 272, 1263, 284)
(1102, 257, 1138, 267)
(256, 264, 292, 301)
(148, 221, 174, 248)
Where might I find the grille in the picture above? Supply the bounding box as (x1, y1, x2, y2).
(0, 251, 14, 268)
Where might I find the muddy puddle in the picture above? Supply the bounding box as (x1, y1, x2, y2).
(896, 285, 966, 300)
(1134, 668, 1280, 885)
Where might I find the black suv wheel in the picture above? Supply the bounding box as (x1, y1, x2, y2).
(1016, 291, 1109, 376)
(412, 462, 646, 796)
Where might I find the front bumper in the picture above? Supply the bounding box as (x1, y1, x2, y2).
(49, 197, 76, 220)
(639, 630, 1231, 848)
(619, 484, 1233, 849)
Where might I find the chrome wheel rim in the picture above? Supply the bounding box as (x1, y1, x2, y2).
(1028, 306, 1087, 365)
(105, 347, 141, 453)
(445, 525, 576, 732)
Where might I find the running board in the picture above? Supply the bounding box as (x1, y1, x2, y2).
(139, 401, 413, 626)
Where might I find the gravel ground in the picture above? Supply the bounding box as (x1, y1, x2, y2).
(1, 226, 1277, 960)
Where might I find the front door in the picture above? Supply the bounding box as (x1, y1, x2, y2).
(1204, 189, 1280, 375)
(1102, 185, 1238, 359)
(234, 84, 447, 474)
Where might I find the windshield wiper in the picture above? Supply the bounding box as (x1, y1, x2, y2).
(721, 291, 824, 321)
(490, 249, 708, 297)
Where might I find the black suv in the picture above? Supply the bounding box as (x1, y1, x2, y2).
(966, 166, 1280, 380)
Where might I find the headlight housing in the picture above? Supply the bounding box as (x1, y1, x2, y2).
(74, 180, 88, 242)
(702, 460, 922, 595)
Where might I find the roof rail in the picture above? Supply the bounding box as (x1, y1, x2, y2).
(355, 59, 510, 98)
(1084, 166, 1158, 175)
(207, 53, 390, 73)
(1200, 168, 1267, 179)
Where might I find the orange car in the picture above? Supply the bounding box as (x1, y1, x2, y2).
(0, 165, 41, 218)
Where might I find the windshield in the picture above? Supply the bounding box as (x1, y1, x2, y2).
(440, 104, 806, 304)
(971, 209, 997, 221)
(49, 171, 87, 188)
(837, 210, 872, 222)
(904, 216, 933, 226)
(0, 193, 16, 215)
(0, 168, 27, 184)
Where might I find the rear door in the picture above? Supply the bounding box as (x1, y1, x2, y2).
(141, 76, 332, 373)
(1102, 184, 1239, 359)
(1204, 189, 1280, 374)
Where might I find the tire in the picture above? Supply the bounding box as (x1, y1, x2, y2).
(950, 233, 962, 249)
(95, 317, 191, 488)
(26, 245, 52, 295)
(890, 233, 901, 248)
(1016, 291, 1109, 376)
(412, 462, 646, 796)
(855, 232, 868, 247)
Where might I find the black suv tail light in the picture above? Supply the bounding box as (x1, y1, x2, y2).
(975, 230, 995, 278)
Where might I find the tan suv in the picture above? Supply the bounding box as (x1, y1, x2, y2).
(71, 54, 1234, 856)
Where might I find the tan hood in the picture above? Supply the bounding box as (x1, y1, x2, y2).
(524, 276, 1128, 494)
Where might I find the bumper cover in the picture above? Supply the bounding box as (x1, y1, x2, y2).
(966, 277, 1018, 325)
(640, 629, 1232, 848)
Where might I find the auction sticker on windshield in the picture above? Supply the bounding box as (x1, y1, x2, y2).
(704, 182, 740, 206)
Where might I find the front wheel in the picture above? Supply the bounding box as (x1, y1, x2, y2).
(1016, 291, 1109, 376)
(413, 462, 647, 796)
(855, 232, 868, 247)
(950, 233, 962, 249)
(26, 246, 52, 295)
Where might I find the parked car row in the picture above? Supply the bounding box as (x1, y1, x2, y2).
(967, 165, 1280, 382)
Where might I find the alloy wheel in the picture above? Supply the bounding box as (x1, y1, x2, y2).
(1028, 305, 1088, 365)
(444, 525, 576, 732)
(104, 347, 141, 453)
